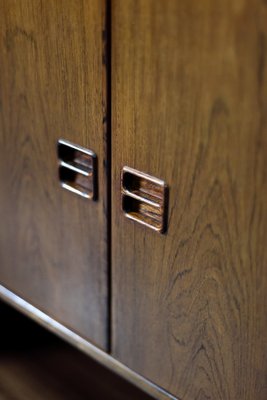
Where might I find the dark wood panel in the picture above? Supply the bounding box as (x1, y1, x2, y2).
(112, 0, 267, 398)
(0, 0, 108, 349)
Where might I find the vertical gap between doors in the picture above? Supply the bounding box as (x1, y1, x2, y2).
(104, 0, 112, 353)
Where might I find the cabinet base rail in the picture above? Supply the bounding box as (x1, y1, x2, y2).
(0, 284, 177, 400)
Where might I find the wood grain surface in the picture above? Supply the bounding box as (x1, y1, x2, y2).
(111, 0, 267, 398)
(0, 0, 108, 349)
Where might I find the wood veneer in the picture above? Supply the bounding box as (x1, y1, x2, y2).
(112, 1, 267, 398)
(0, 0, 109, 349)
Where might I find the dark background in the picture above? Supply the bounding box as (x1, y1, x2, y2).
(0, 300, 153, 400)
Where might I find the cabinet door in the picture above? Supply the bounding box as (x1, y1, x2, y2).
(0, 0, 108, 349)
(112, 0, 267, 398)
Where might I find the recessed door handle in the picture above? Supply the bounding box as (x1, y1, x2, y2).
(57, 139, 97, 200)
(121, 166, 169, 233)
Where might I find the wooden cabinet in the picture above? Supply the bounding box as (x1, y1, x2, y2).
(112, 1, 267, 399)
(0, 0, 108, 349)
(0, 1, 266, 399)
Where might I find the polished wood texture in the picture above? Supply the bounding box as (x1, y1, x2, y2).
(112, 1, 267, 398)
(0, 0, 108, 349)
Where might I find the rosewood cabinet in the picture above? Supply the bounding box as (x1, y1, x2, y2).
(0, 0, 108, 349)
(0, 1, 266, 399)
(112, 1, 267, 399)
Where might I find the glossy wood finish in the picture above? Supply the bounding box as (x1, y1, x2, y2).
(0, 0, 108, 349)
(112, 1, 267, 398)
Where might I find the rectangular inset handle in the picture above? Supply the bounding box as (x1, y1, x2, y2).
(57, 139, 97, 200)
(121, 167, 168, 233)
